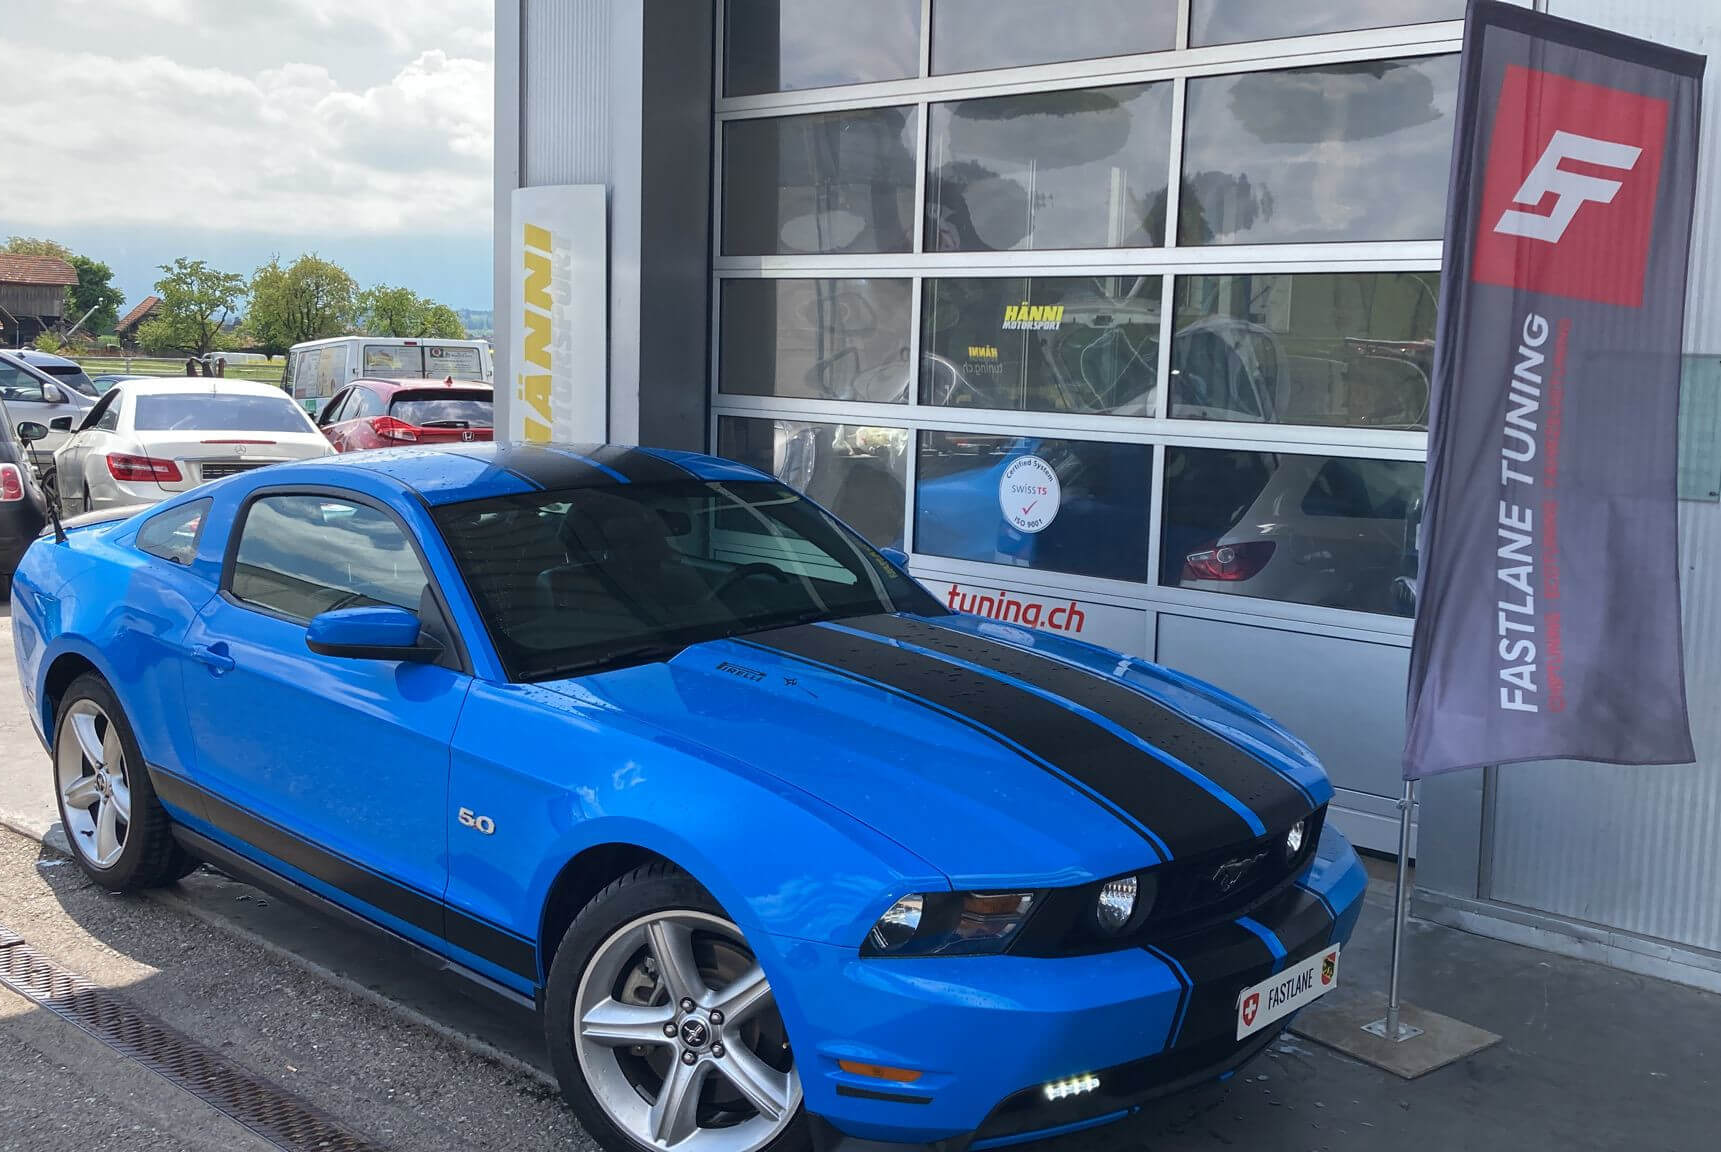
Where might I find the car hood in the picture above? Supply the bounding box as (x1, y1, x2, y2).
(536, 613, 1329, 889)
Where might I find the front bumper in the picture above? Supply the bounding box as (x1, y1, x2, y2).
(783, 825, 1367, 1150)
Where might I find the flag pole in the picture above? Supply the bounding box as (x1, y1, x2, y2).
(1368, 779, 1424, 1042)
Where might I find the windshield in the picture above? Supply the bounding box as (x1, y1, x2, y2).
(433, 480, 942, 681)
(389, 390, 492, 428)
(134, 393, 313, 433)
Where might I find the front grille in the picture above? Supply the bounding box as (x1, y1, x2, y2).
(200, 461, 265, 480)
(1010, 806, 1326, 957)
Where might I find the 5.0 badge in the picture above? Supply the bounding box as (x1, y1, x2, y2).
(457, 807, 496, 835)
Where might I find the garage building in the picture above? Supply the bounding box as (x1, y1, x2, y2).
(494, 0, 1721, 991)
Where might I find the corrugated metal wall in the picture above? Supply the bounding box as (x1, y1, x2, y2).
(1485, 0, 1721, 954)
(521, 0, 612, 187)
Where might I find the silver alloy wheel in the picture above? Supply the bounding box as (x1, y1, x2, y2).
(574, 909, 802, 1152)
(55, 699, 132, 870)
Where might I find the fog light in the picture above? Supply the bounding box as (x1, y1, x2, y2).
(1286, 819, 1307, 860)
(1042, 1074, 1100, 1102)
(1094, 876, 1137, 934)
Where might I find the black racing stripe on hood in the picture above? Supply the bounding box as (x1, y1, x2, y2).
(748, 623, 1257, 859)
(1153, 922, 1277, 1050)
(850, 615, 1314, 830)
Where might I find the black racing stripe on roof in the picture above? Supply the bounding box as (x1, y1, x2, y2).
(463, 444, 625, 489)
(1153, 922, 1277, 1050)
(849, 615, 1315, 829)
(748, 620, 1257, 859)
(583, 445, 697, 484)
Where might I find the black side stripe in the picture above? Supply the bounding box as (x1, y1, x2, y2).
(149, 767, 538, 983)
(747, 623, 1255, 859)
(849, 615, 1314, 828)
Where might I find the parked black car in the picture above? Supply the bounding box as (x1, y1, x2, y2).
(0, 399, 51, 598)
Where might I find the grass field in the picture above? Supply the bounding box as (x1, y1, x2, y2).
(76, 356, 285, 385)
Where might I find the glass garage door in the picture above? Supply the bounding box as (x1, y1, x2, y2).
(709, 0, 1466, 852)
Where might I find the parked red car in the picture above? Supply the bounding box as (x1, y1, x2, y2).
(316, 377, 494, 453)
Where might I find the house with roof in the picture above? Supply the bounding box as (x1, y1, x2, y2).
(114, 295, 163, 349)
(0, 253, 78, 346)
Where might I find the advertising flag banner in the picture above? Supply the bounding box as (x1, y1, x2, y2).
(1404, 2, 1704, 779)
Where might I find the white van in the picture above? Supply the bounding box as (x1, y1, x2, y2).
(283, 336, 494, 415)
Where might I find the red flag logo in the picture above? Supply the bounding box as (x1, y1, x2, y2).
(1472, 65, 1669, 308)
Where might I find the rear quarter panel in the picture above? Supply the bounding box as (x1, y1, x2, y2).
(15, 516, 219, 775)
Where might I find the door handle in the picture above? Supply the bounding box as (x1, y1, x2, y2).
(190, 642, 235, 674)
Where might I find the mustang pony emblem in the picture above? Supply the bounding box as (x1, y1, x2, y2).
(1211, 851, 1265, 895)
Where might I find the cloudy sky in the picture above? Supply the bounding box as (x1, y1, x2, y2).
(0, 0, 494, 313)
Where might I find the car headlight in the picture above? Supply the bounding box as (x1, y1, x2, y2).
(864, 891, 1037, 956)
(1093, 872, 1157, 936)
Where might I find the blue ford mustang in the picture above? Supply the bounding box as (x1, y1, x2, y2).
(9, 444, 1366, 1152)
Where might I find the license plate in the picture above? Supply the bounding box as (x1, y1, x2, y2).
(1236, 944, 1341, 1040)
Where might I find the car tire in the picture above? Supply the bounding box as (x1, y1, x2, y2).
(39, 466, 58, 514)
(545, 863, 809, 1152)
(51, 672, 192, 892)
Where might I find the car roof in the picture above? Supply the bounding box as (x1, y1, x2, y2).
(273, 443, 773, 506)
(349, 377, 492, 396)
(8, 348, 80, 368)
(118, 378, 296, 399)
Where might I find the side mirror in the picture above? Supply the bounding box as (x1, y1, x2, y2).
(879, 546, 910, 569)
(305, 606, 440, 662)
(49, 416, 74, 432)
(41, 383, 64, 404)
(16, 421, 47, 443)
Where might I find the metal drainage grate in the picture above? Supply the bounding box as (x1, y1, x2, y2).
(0, 920, 391, 1152)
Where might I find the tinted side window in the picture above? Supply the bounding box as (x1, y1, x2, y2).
(0, 361, 46, 403)
(230, 495, 428, 622)
(320, 388, 352, 425)
(351, 388, 386, 419)
(81, 391, 119, 432)
(137, 499, 211, 566)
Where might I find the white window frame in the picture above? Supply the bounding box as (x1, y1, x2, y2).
(709, 1, 1465, 649)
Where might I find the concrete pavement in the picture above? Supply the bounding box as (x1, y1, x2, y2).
(3, 599, 1720, 1150)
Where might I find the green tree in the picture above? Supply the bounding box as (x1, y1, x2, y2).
(65, 256, 124, 334)
(2, 236, 73, 260)
(359, 284, 467, 339)
(138, 257, 246, 357)
(420, 303, 468, 340)
(246, 253, 360, 357)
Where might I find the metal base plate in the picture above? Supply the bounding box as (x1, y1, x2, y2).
(1362, 1017, 1426, 1042)
(1291, 991, 1501, 1080)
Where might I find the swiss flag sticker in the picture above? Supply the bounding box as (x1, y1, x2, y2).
(1472, 65, 1669, 308)
(1241, 992, 1260, 1028)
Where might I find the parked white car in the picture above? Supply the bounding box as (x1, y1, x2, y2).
(49, 379, 334, 514)
(1173, 452, 1423, 617)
